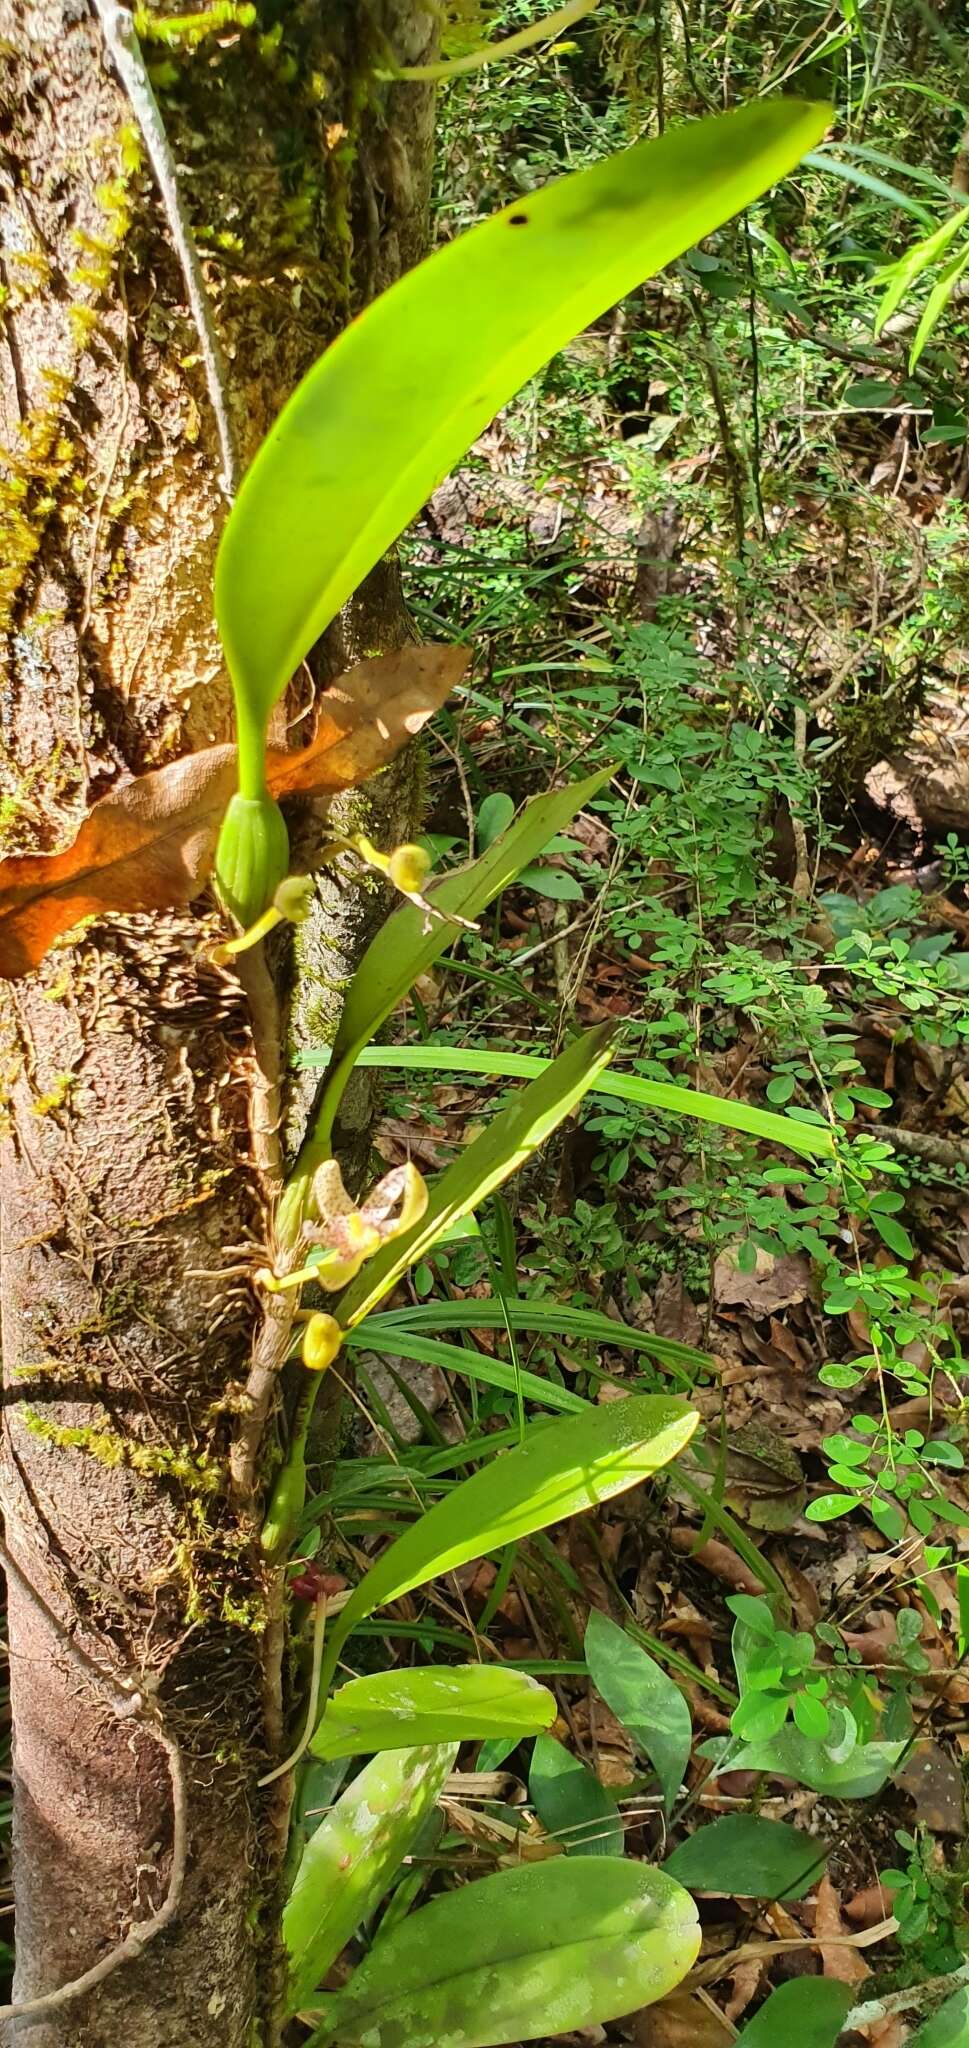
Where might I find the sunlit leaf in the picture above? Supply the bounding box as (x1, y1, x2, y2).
(298, 1042, 835, 1171)
(909, 243, 969, 369)
(0, 646, 464, 980)
(311, 1666, 555, 1761)
(344, 1324, 588, 1413)
(584, 1609, 691, 1812)
(664, 1814, 828, 1899)
(307, 1859, 700, 2046)
(333, 1026, 618, 1326)
(319, 1395, 698, 1696)
(284, 1743, 457, 2013)
(216, 100, 830, 783)
(361, 1296, 709, 1378)
(701, 1726, 904, 1797)
(529, 1733, 623, 1857)
(288, 767, 613, 1184)
(872, 202, 969, 333)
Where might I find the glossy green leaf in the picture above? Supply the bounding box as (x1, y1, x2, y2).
(911, 1985, 969, 2046)
(516, 863, 585, 901)
(910, 244, 969, 369)
(311, 1666, 555, 1762)
(320, 1395, 698, 1696)
(703, 1726, 904, 1797)
(307, 1858, 701, 2047)
(216, 100, 829, 772)
(584, 1609, 692, 1812)
(528, 1733, 623, 1857)
(284, 1743, 457, 2013)
(343, 1324, 588, 1414)
(664, 1814, 828, 1899)
(873, 202, 969, 332)
(299, 1042, 835, 1163)
(734, 1979, 853, 2047)
(285, 767, 612, 1192)
(334, 1026, 618, 1327)
(362, 1296, 709, 1380)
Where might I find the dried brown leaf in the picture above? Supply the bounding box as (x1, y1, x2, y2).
(0, 645, 465, 978)
(632, 1989, 733, 2046)
(815, 1874, 872, 1986)
(714, 1246, 811, 1315)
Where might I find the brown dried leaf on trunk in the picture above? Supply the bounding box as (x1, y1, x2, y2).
(0, 644, 466, 979)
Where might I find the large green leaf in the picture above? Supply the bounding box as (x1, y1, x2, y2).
(734, 1979, 853, 2046)
(299, 1042, 835, 1163)
(319, 1395, 698, 1695)
(285, 768, 612, 1191)
(216, 100, 829, 771)
(284, 1743, 457, 2013)
(702, 1727, 904, 1797)
(664, 1813, 828, 1900)
(911, 1986, 969, 2046)
(307, 1859, 700, 2047)
(584, 1609, 692, 1813)
(333, 1026, 617, 1327)
(873, 203, 969, 333)
(311, 1666, 555, 1762)
(528, 1733, 623, 1858)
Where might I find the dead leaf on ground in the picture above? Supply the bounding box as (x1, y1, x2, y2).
(670, 1524, 766, 1594)
(0, 644, 466, 978)
(846, 1882, 895, 1927)
(815, 1874, 872, 1987)
(895, 1741, 965, 1835)
(723, 1956, 764, 2022)
(714, 1246, 812, 1315)
(867, 2021, 908, 2048)
(632, 1989, 733, 2046)
(653, 1271, 705, 1348)
(769, 1548, 822, 1626)
(569, 1692, 636, 1787)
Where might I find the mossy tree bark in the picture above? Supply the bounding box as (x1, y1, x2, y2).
(0, 4, 436, 2043)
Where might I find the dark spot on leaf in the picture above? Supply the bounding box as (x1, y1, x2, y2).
(509, 212, 528, 226)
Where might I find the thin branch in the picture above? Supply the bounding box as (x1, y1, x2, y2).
(867, 1121, 969, 1169)
(0, 1535, 187, 2022)
(688, 1914, 898, 1988)
(90, 0, 239, 497)
(846, 1960, 969, 2032)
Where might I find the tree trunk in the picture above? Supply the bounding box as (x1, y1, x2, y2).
(0, 4, 436, 2042)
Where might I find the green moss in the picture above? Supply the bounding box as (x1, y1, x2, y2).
(0, 125, 143, 637)
(23, 1409, 223, 1492)
(133, 3, 256, 49)
(221, 1588, 268, 1631)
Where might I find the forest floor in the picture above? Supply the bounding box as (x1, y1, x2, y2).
(320, 331, 969, 2041)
